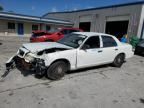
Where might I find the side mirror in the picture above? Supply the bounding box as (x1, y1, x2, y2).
(81, 44, 90, 50)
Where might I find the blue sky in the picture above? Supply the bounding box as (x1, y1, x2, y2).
(0, 0, 143, 16)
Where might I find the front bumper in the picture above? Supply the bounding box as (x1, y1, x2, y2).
(6, 56, 47, 75)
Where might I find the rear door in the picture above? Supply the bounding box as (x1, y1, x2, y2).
(100, 35, 119, 63)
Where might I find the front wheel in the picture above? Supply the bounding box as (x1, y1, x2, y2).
(47, 61, 68, 80)
(112, 54, 125, 67)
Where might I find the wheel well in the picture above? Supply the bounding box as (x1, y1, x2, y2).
(50, 59, 71, 70)
(113, 53, 126, 62)
(118, 53, 126, 59)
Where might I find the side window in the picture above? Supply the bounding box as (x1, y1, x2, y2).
(61, 30, 68, 34)
(46, 25, 51, 31)
(102, 36, 117, 47)
(8, 22, 15, 29)
(32, 25, 39, 31)
(82, 36, 100, 49)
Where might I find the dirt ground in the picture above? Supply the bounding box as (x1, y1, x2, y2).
(0, 36, 144, 108)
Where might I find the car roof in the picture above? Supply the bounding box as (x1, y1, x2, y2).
(73, 32, 114, 37)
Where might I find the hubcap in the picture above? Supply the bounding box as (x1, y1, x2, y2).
(117, 57, 121, 63)
(57, 66, 63, 74)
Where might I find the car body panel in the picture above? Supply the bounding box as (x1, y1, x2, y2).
(22, 42, 72, 53)
(77, 48, 105, 68)
(44, 49, 77, 70)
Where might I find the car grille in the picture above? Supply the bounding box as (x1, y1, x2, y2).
(19, 49, 25, 56)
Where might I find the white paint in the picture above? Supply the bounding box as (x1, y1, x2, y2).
(137, 5, 144, 38)
(141, 24, 144, 39)
(79, 15, 92, 22)
(106, 15, 129, 22)
(22, 42, 72, 53)
(0, 13, 72, 24)
(8, 32, 134, 71)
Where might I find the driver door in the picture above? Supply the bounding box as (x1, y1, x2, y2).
(77, 36, 103, 68)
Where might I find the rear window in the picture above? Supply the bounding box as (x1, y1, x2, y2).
(32, 32, 47, 37)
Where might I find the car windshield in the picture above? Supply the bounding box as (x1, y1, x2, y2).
(32, 32, 48, 37)
(57, 34, 87, 48)
(48, 28, 61, 33)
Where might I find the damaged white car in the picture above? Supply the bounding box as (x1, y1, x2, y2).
(6, 32, 134, 80)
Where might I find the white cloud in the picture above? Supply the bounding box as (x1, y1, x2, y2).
(51, 7, 57, 12)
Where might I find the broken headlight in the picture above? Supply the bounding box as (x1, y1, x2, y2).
(24, 53, 35, 62)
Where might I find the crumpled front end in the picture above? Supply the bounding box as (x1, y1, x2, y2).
(5, 47, 47, 75)
(5, 42, 71, 76)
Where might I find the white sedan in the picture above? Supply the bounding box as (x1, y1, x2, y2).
(6, 32, 134, 80)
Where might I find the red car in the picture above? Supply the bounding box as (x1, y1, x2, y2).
(30, 28, 83, 42)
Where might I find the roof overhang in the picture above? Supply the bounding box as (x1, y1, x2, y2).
(0, 12, 73, 26)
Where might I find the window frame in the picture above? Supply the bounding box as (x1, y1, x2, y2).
(32, 24, 39, 31)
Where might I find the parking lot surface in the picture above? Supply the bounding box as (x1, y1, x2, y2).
(0, 36, 144, 108)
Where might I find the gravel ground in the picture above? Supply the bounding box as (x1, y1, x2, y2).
(0, 36, 144, 108)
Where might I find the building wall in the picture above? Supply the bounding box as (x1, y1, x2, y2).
(24, 22, 33, 37)
(137, 4, 144, 39)
(0, 19, 33, 37)
(0, 20, 17, 36)
(0, 19, 52, 37)
(45, 4, 143, 39)
(0, 19, 72, 37)
(0, 20, 7, 36)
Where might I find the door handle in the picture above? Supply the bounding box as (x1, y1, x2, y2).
(98, 50, 103, 53)
(115, 48, 118, 51)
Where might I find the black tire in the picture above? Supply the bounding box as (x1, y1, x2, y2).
(134, 48, 141, 55)
(47, 61, 68, 80)
(112, 54, 125, 67)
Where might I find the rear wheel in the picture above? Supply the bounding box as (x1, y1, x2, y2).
(112, 54, 125, 67)
(47, 61, 68, 80)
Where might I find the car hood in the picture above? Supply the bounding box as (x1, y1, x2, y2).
(22, 42, 72, 53)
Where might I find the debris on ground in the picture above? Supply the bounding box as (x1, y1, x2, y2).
(139, 98, 144, 104)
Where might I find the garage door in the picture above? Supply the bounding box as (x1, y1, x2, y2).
(79, 15, 92, 31)
(106, 15, 129, 40)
